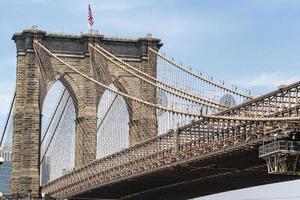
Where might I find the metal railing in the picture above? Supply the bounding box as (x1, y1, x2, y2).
(259, 140, 300, 158)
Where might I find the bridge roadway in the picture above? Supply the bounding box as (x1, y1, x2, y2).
(43, 82, 300, 199)
(70, 147, 298, 200)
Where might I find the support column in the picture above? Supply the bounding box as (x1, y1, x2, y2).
(128, 57, 158, 146)
(74, 57, 98, 167)
(10, 51, 40, 197)
(10, 54, 26, 197)
(75, 108, 97, 166)
(129, 102, 157, 146)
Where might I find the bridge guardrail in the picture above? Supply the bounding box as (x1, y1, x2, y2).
(259, 140, 300, 158)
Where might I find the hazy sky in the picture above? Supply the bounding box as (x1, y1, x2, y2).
(1, 0, 300, 199)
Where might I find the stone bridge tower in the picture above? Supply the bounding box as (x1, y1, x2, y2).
(10, 29, 162, 197)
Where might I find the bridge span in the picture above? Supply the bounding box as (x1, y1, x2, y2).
(50, 143, 299, 200)
(41, 76, 300, 199)
(2, 29, 300, 199)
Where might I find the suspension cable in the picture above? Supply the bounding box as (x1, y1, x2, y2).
(0, 89, 16, 147)
(33, 40, 300, 122)
(34, 40, 203, 117)
(40, 88, 67, 145)
(97, 93, 118, 132)
(92, 43, 225, 110)
(40, 95, 70, 164)
(149, 47, 252, 99)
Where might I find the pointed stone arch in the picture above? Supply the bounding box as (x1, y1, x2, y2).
(90, 46, 158, 146)
(96, 83, 130, 158)
(40, 80, 76, 185)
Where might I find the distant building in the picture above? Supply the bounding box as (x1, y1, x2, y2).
(0, 148, 12, 196)
(41, 156, 51, 186)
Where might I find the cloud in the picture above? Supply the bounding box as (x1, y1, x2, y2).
(235, 72, 300, 88)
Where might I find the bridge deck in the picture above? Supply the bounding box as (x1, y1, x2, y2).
(70, 146, 299, 200)
(37, 38, 300, 199)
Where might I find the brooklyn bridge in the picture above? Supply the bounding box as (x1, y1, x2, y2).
(1, 29, 300, 200)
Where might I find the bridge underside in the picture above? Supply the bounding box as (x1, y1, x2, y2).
(69, 147, 299, 200)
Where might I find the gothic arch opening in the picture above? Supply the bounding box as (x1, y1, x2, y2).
(40, 81, 76, 185)
(96, 84, 129, 158)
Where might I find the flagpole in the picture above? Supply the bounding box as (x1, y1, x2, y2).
(86, 1, 91, 33)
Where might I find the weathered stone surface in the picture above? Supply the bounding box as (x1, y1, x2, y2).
(10, 29, 162, 197)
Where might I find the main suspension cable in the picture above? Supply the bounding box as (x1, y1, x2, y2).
(92, 44, 225, 110)
(149, 47, 252, 99)
(33, 40, 300, 123)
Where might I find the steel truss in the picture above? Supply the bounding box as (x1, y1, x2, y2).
(259, 140, 300, 175)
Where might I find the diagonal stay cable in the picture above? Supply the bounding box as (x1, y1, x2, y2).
(40, 88, 67, 145)
(33, 40, 207, 117)
(40, 95, 70, 164)
(33, 40, 300, 122)
(92, 43, 225, 110)
(0, 89, 16, 147)
(97, 93, 119, 132)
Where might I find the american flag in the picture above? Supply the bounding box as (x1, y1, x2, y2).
(88, 4, 94, 27)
